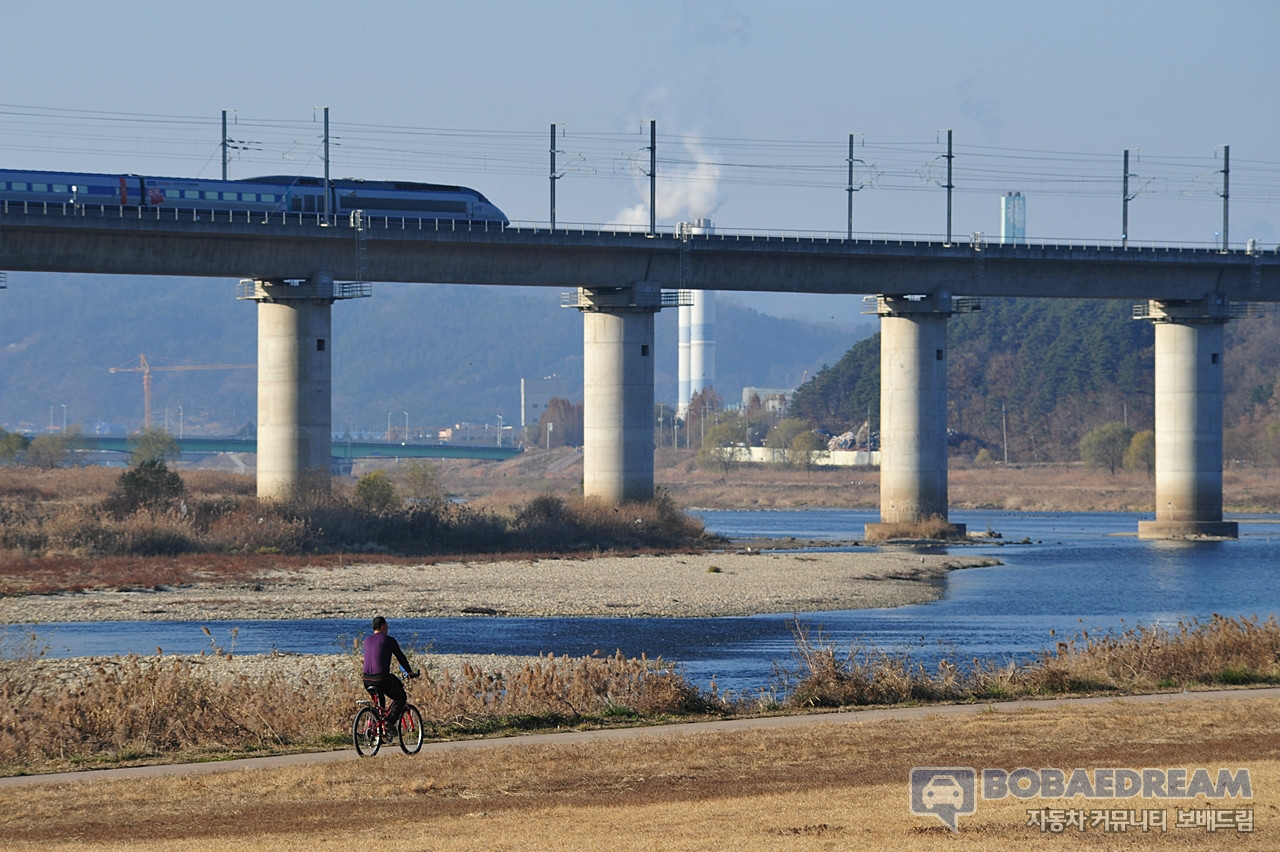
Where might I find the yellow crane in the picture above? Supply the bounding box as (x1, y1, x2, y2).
(109, 354, 255, 431)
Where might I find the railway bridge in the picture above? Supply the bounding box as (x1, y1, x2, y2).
(3, 202, 1278, 538)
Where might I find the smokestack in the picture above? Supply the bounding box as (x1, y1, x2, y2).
(1000, 191, 1025, 245)
(678, 218, 714, 418)
(678, 302, 691, 418)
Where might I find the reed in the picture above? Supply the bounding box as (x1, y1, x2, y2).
(779, 613, 1280, 708)
(0, 642, 729, 775)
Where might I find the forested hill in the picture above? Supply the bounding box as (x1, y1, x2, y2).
(0, 274, 859, 435)
(789, 299, 1280, 463)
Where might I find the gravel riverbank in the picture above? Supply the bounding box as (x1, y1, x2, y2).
(3, 550, 998, 686)
(1, 551, 998, 624)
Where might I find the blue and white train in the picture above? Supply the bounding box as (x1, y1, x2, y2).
(0, 168, 509, 223)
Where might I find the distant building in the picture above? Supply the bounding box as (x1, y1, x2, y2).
(521, 374, 572, 431)
(1001, 192, 1026, 245)
(437, 422, 508, 445)
(742, 387, 792, 414)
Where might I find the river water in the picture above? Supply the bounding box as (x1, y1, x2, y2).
(17, 510, 1280, 693)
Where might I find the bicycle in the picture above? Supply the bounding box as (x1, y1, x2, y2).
(352, 673, 424, 756)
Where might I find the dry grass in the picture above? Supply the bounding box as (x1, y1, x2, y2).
(862, 515, 968, 543)
(780, 614, 1280, 708)
(0, 696, 1275, 849)
(413, 651, 716, 731)
(0, 645, 726, 776)
(0, 465, 707, 567)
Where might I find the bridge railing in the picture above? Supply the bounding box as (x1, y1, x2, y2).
(4, 199, 1277, 256)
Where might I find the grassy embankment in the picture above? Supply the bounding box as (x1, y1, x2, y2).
(2, 613, 1279, 776)
(2, 696, 1276, 850)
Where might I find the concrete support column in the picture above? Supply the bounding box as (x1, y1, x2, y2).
(865, 293, 964, 539)
(1138, 300, 1237, 539)
(239, 277, 353, 500)
(573, 285, 668, 503)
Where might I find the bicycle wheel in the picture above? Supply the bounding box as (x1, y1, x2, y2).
(398, 704, 424, 755)
(353, 706, 382, 756)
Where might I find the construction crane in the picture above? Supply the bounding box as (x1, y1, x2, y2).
(109, 354, 255, 431)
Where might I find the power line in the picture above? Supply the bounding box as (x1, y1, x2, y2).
(4, 105, 1280, 210)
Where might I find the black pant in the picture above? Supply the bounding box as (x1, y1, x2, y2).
(363, 674, 406, 726)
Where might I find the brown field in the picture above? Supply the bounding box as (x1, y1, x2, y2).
(438, 449, 1280, 514)
(1, 693, 1274, 850)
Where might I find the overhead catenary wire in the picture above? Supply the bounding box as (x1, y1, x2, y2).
(3, 103, 1280, 207)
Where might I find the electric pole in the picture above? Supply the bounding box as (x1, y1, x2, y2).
(550, 123, 559, 229)
(1220, 144, 1230, 251)
(649, 120, 657, 236)
(944, 129, 954, 244)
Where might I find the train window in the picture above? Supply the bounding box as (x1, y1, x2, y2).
(184, 190, 200, 199)
(33, 183, 48, 192)
(0, 182, 7, 190)
(52, 184, 68, 193)
(222, 192, 237, 201)
(204, 191, 219, 200)
(261, 193, 276, 203)
(242, 193, 257, 202)
(166, 190, 180, 199)
(11, 182, 27, 191)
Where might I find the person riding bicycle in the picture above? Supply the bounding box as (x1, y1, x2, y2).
(362, 616, 419, 729)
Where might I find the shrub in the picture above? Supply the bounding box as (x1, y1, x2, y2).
(353, 470, 400, 513)
(2, 469, 706, 559)
(106, 459, 186, 516)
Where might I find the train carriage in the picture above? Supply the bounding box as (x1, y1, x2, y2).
(0, 168, 508, 224)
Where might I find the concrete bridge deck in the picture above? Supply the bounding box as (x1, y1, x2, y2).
(2, 202, 1276, 299)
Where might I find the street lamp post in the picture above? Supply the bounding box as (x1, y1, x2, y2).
(178, 405, 184, 439)
(60, 403, 67, 433)
(547, 422, 554, 450)
(403, 411, 409, 443)
(496, 414, 504, 446)
(387, 411, 393, 441)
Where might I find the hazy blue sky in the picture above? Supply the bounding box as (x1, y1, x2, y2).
(3, 0, 1277, 317)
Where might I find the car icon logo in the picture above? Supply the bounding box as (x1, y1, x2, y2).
(921, 774, 964, 808)
(910, 767, 976, 831)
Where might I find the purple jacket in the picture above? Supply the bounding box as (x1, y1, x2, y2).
(363, 631, 412, 677)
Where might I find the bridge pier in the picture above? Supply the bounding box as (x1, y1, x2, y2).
(1137, 298, 1237, 539)
(865, 293, 965, 539)
(238, 276, 368, 500)
(569, 284, 674, 503)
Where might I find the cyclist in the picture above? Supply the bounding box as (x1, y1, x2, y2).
(362, 616, 419, 729)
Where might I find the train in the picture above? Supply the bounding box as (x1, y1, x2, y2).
(0, 167, 509, 223)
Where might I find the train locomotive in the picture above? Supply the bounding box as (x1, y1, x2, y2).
(0, 168, 509, 224)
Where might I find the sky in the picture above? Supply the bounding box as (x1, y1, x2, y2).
(2, 0, 1278, 319)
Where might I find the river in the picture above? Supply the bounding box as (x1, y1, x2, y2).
(17, 510, 1280, 693)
